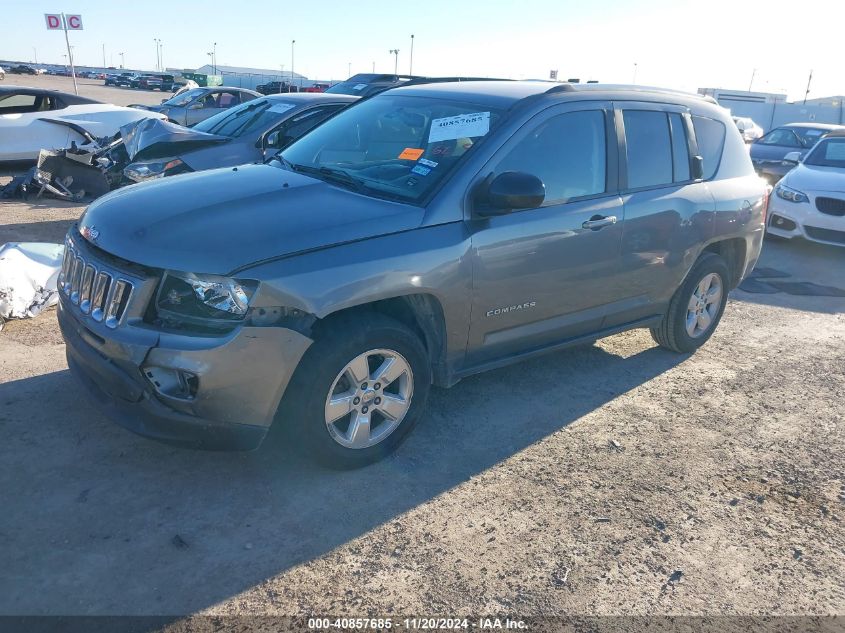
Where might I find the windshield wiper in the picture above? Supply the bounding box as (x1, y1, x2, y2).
(287, 163, 366, 193)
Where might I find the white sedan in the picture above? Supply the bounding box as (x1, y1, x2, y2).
(768, 130, 845, 247)
(0, 86, 165, 161)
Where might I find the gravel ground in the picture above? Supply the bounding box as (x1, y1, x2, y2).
(0, 192, 843, 620)
(1, 73, 175, 107)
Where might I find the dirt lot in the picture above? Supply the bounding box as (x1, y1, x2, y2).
(2, 73, 173, 107)
(0, 189, 844, 620)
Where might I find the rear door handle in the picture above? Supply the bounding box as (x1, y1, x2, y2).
(582, 215, 618, 230)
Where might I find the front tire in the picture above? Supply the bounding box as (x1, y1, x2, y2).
(281, 313, 431, 468)
(651, 252, 730, 353)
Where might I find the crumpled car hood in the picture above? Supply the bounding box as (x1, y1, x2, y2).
(120, 117, 228, 161)
(77, 164, 423, 275)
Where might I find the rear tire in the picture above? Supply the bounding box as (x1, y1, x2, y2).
(280, 313, 431, 468)
(650, 252, 730, 353)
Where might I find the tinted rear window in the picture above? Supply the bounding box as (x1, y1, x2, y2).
(692, 116, 726, 180)
(624, 110, 673, 189)
(669, 113, 690, 182)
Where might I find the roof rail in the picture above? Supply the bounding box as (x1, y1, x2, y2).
(399, 76, 512, 88)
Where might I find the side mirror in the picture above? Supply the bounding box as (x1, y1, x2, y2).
(477, 171, 545, 216)
(261, 130, 282, 149)
(691, 155, 705, 180)
(783, 151, 801, 164)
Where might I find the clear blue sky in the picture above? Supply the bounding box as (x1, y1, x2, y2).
(2, 0, 842, 101)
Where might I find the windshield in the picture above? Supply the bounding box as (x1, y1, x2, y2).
(803, 137, 845, 168)
(795, 128, 831, 148)
(162, 88, 206, 107)
(193, 98, 297, 138)
(325, 81, 377, 96)
(279, 95, 503, 204)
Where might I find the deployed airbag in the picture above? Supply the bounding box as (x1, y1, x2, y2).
(0, 242, 65, 323)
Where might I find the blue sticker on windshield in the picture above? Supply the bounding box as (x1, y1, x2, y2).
(411, 165, 431, 176)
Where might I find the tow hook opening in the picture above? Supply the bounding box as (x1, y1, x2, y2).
(143, 366, 199, 401)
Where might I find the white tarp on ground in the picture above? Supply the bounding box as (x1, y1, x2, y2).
(0, 242, 65, 321)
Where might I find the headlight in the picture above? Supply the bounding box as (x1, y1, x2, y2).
(775, 184, 809, 204)
(124, 158, 186, 182)
(156, 271, 258, 323)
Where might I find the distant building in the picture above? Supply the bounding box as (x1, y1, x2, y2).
(192, 64, 310, 90)
(698, 87, 845, 132)
(698, 88, 787, 104)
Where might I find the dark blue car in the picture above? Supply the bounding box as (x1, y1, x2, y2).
(750, 122, 845, 183)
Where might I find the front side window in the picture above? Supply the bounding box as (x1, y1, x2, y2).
(624, 110, 673, 189)
(493, 110, 607, 202)
(692, 115, 726, 180)
(265, 105, 344, 150)
(280, 95, 504, 204)
(163, 88, 206, 107)
(759, 128, 800, 147)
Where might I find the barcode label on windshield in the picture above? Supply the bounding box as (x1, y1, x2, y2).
(429, 112, 490, 143)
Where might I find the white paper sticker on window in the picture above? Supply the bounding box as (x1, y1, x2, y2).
(268, 103, 296, 114)
(826, 142, 845, 160)
(353, 83, 367, 91)
(428, 112, 490, 143)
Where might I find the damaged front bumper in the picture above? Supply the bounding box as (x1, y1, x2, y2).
(58, 288, 313, 451)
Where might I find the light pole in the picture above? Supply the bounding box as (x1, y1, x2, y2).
(632, 62, 638, 84)
(348, 62, 351, 77)
(33, 47, 38, 64)
(213, 42, 217, 74)
(102, 43, 106, 68)
(389, 49, 399, 76)
(154, 38, 160, 71)
(159, 40, 164, 71)
(279, 64, 285, 93)
(290, 39, 296, 92)
(409, 34, 414, 75)
(119, 52, 125, 69)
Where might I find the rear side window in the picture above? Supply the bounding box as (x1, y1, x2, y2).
(494, 110, 607, 202)
(692, 116, 726, 179)
(623, 110, 673, 188)
(669, 113, 690, 182)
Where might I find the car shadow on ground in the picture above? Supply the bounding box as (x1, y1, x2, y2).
(0, 335, 683, 616)
(731, 237, 845, 314)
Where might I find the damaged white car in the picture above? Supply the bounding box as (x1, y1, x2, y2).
(0, 86, 165, 162)
(0, 242, 64, 331)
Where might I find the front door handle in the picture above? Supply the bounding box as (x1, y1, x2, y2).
(582, 215, 618, 230)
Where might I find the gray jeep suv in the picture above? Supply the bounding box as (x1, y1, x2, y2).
(58, 81, 767, 467)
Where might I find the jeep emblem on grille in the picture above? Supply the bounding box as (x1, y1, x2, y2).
(80, 225, 100, 243)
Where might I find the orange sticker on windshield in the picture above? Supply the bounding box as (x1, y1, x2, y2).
(398, 148, 425, 160)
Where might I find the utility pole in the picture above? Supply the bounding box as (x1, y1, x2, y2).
(154, 38, 160, 71)
(389, 49, 399, 76)
(33, 47, 38, 64)
(61, 14, 78, 94)
(159, 41, 163, 71)
(119, 52, 125, 69)
(290, 39, 296, 92)
(748, 68, 756, 92)
(102, 43, 106, 68)
(409, 34, 414, 75)
(803, 69, 813, 105)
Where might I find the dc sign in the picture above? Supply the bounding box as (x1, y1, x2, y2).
(45, 13, 83, 30)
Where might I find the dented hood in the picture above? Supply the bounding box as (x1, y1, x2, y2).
(77, 164, 423, 275)
(120, 117, 228, 161)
